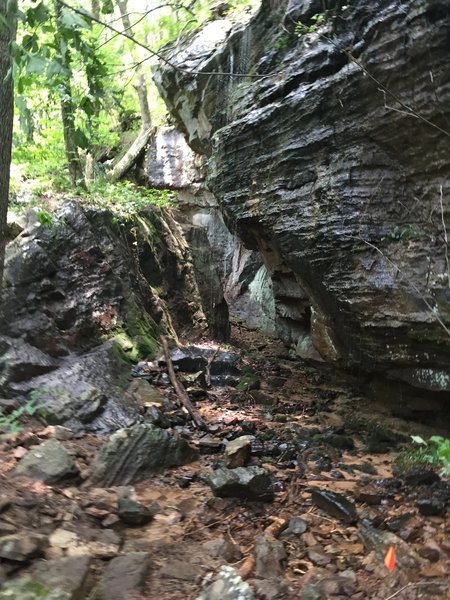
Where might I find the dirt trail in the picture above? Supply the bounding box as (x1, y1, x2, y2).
(0, 325, 449, 599)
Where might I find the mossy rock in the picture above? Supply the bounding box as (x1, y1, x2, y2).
(273, 414, 290, 423)
(237, 373, 261, 392)
(0, 579, 71, 600)
(111, 300, 159, 363)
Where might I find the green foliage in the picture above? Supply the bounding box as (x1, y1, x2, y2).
(0, 398, 39, 437)
(274, 33, 294, 51)
(12, 0, 259, 195)
(295, 13, 327, 36)
(13, 123, 71, 191)
(35, 207, 55, 227)
(85, 180, 176, 218)
(410, 435, 450, 477)
(390, 224, 419, 242)
(237, 372, 261, 392)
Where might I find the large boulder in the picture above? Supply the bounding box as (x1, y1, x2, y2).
(154, 0, 450, 395)
(10, 342, 143, 435)
(2, 202, 207, 365)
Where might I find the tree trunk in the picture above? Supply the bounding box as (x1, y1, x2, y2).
(91, 0, 100, 19)
(133, 74, 152, 130)
(0, 0, 17, 289)
(116, 0, 152, 129)
(108, 0, 153, 181)
(54, 0, 85, 189)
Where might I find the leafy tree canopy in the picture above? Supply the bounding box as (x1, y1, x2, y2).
(11, 0, 259, 196)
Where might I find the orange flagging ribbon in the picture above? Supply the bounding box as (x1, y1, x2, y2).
(384, 546, 396, 572)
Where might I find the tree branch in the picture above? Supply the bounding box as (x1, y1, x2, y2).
(56, 0, 272, 79)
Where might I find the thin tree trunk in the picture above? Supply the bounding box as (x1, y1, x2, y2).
(54, 0, 85, 189)
(84, 0, 104, 186)
(116, 0, 152, 129)
(91, 0, 100, 19)
(108, 0, 153, 181)
(0, 0, 17, 289)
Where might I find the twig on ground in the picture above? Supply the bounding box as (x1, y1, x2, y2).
(264, 515, 289, 538)
(383, 581, 449, 600)
(237, 555, 255, 579)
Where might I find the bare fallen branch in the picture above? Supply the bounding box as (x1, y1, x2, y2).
(160, 335, 208, 431)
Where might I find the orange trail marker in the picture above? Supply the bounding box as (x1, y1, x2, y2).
(384, 546, 396, 572)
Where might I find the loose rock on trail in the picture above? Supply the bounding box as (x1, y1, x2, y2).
(0, 326, 448, 599)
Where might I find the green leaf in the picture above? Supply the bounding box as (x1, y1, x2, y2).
(46, 58, 67, 79)
(22, 33, 39, 53)
(79, 95, 95, 116)
(101, 0, 114, 14)
(429, 435, 445, 445)
(25, 2, 50, 27)
(26, 54, 47, 75)
(411, 435, 427, 445)
(60, 9, 91, 31)
(74, 127, 90, 149)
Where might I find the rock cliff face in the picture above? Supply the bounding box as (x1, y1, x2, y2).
(155, 0, 450, 394)
(0, 203, 213, 431)
(146, 128, 274, 334)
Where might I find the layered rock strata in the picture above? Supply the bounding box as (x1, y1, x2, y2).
(155, 0, 450, 393)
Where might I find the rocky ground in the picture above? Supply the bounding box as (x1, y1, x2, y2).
(0, 325, 449, 600)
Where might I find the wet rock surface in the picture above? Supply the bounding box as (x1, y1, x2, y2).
(207, 466, 274, 501)
(310, 489, 358, 524)
(155, 0, 450, 394)
(1, 202, 224, 431)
